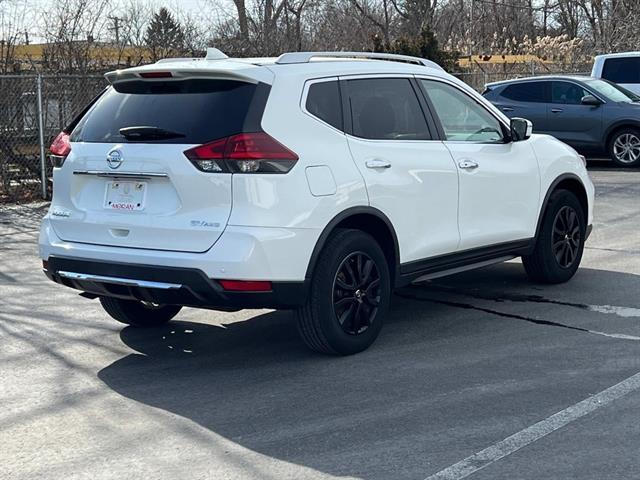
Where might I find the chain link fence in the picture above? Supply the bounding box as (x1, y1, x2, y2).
(0, 74, 106, 203)
(0, 69, 590, 204)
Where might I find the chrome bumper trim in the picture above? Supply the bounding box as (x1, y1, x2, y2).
(57, 271, 182, 290)
(73, 171, 168, 178)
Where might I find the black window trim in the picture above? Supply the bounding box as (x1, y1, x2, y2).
(337, 73, 437, 142)
(549, 79, 607, 105)
(415, 75, 512, 144)
(301, 76, 346, 134)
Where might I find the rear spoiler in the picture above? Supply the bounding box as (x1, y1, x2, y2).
(105, 58, 273, 86)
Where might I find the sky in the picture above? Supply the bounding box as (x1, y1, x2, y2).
(7, 0, 228, 43)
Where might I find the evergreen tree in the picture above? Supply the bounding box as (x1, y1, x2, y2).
(372, 26, 458, 72)
(144, 8, 185, 61)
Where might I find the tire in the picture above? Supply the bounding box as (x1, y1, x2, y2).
(522, 189, 586, 284)
(296, 228, 391, 355)
(608, 128, 640, 167)
(99, 296, 181, 327)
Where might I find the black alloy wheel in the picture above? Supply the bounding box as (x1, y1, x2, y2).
(551, 205, 581, 268)
(332, 252, 381, 335)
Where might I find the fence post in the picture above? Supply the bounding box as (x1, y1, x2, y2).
(36, 74, 47, 199)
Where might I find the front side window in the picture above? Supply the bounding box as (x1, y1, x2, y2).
(602, 57, 640, 84)
(306, 80, 343, 130)
(551, 82, 590, 105)
(421, 80, 505, 143)
(346, 78, 430, 140)
(501, 82, 547, 103)
(584, 78, 639, 103)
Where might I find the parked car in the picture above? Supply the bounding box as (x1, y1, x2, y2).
(592, 52, 640, 95)
(483, 75, 640, 166)
(40, 50, 594, 355)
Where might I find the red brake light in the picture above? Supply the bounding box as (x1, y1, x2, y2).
(50, 131, 71, 157)
(184, 133, 298, 174)
(219, 280, 272, 292)
(139, 71, 173, 78)
(185, 137, 228, 161)
(225, 133, 298, 161)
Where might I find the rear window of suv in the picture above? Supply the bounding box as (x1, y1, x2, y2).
(71, 79, 269, 144)
(602, 57, 640, 84)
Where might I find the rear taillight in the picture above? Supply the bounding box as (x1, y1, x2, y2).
(184, 132, 298, 174)
(49, 131, 71, 168)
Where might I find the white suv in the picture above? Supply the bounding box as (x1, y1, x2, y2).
(40, 50, 594, 355)
(592, 52, 640, 95)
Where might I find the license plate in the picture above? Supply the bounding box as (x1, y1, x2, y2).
(104, 181, 147, 211)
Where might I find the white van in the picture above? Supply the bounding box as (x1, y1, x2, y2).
(592, 52, 640, 94)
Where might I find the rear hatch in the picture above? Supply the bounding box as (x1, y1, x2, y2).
(50, 70, 270, 253)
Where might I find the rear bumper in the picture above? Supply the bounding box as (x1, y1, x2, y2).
(44, 256, 307, 310)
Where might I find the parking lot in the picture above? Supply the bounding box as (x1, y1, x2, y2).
(1, 164, 639, 480)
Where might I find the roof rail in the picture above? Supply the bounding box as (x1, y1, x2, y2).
(275, 51, 443, 70)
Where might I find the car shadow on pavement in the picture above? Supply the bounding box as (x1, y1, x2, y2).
(97, 263, 640, 479)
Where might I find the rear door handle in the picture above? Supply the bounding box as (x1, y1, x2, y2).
(502, 107, 514, 112)
(365, 159, 391, 169)
(458, 160, 478, 170)
(551, 108, 563, 113)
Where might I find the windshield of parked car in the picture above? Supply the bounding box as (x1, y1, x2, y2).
(583, 78, 640, 103)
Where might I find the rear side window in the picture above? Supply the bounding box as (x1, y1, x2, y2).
(306, 81, 343, 130)
(602, 57, 640, 84)
(71, 79, 268, 144)
(501, 82, 548, 103)
(346, 78, 430, 140)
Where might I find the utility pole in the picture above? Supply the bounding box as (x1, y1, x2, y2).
(108, 16, 121, 44)
(469, 0, 474, 56)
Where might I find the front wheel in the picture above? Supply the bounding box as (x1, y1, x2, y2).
(296, 228, 391, 355)
(100, 296, 182, 327)
(522, 189, 586, 284)
(609, 128, 640, 167)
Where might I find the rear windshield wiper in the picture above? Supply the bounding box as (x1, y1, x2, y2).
(119, 126, 186, 141)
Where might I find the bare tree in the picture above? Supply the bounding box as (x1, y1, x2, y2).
(0, 0, 31, 73)
(108, 0, 152, 66)
(42, 0, 111, 73)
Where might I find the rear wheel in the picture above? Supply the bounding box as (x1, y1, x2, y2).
(522, 189, 586, 284)
(297, 229, 391, 355)
(99, 297, 181, 327)
(609, 128, 640, 167)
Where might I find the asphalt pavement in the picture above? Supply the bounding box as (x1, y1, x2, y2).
(1, 164, 639, 480)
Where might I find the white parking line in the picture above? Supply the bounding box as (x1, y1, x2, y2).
(589, 304, 640, 318)
(425, 371, 640, 480)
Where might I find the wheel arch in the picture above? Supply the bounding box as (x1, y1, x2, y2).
(535, 174, 589, 239)
(603, 120, 640, 150)
(305, 207, 400, 286)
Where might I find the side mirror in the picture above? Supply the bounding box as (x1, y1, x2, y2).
(510, 117, 533, 142)
(581, 94, 602, 106)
